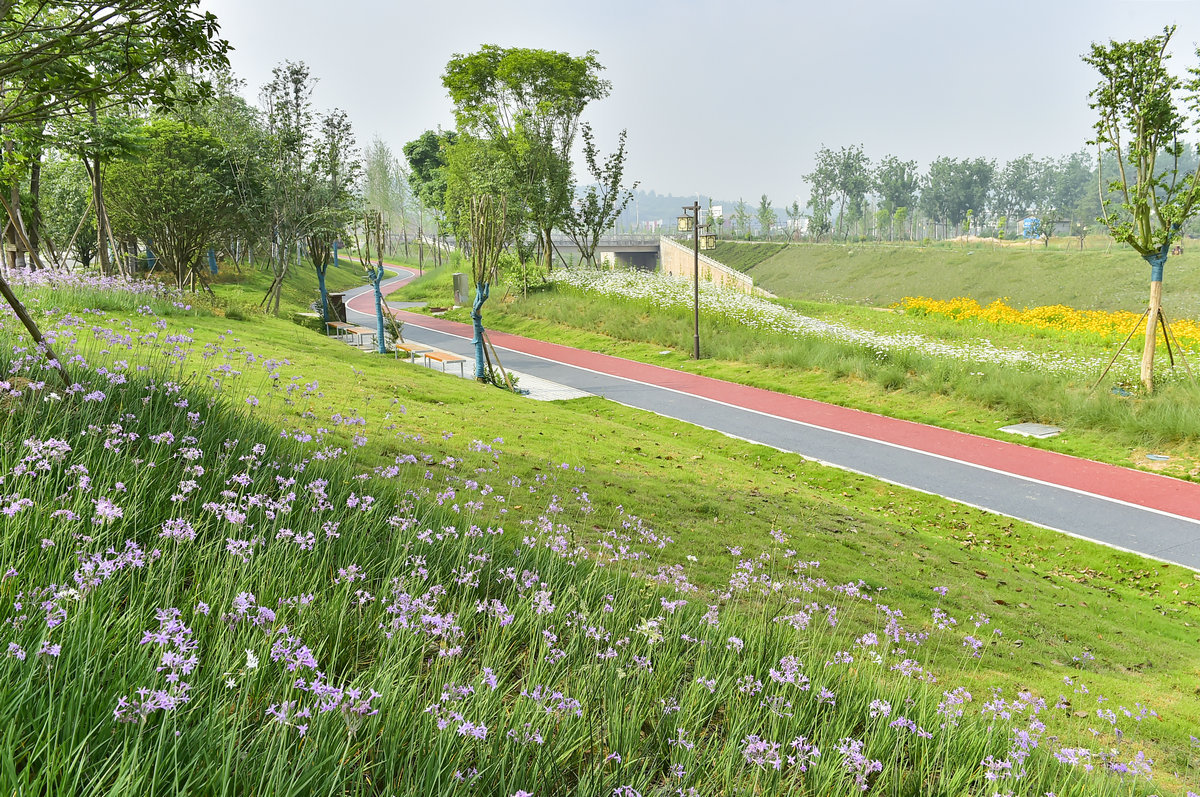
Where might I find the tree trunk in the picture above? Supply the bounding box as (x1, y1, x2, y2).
(1141, 278, 1163, 392)
(28, 154, 41, 266)
(4, 139, 24, 270)
(471, 282, 490, 381)
(542, 227, 553, 274)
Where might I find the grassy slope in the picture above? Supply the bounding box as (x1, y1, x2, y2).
(110, 269, 1200, 768)
(208, 256, 366, 317)
(710, 239, 1200, 317)
(9, 262, 1197, 790)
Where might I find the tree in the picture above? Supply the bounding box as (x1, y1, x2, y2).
(257, 62, 355, 316)
(829, 145, 871, 240)
(1084, 25, 1200, 391)
(785, 200, 802, 243)
(993, 154, 1041, 219)
(756, 194, 775, 240)
(732, 198, 751, 239)
(364, 136, 412, 256)
(1033, 212, 1055, 248)
(442, 45, 610, 273)
(874, 206, 891, 241)
(921, 157, 994, 236)
(34, 152, 95, 268)
(468, 194, 510, 381)
(805, 148, 837, 241)
(306, 110, 358, 323)
(105, 118, 237, 289)
(0, 2, 227, 130)
(356, 210, 388, 355)
(874, 155, 919, 216)
(892, 206, 909, 241)
(403, 128, 457, 268)
(172, 71, 271, 269)
(561, 124, 637, 266)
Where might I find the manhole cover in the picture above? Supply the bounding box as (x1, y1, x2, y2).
(999, 423, 1063, 439)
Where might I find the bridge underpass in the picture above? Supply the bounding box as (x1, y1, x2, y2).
(548, 234, 660, 270)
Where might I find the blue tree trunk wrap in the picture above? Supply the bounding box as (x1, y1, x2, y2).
(372, 269, 386, 354)
(317, 265, 328, 322)
(1146, 239, 1170, 283)
(471, 283, 490, 381)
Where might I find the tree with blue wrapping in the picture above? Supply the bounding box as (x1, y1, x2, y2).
(1084, 25, 1200, 392)
(467, 194, 509, 383)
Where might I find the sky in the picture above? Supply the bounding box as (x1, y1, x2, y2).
(198, 0, 1200, 206)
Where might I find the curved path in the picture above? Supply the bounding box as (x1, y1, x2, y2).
(343, 266, 1200, 571)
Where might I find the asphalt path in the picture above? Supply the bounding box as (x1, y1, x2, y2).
(342, 266, 1200, 571)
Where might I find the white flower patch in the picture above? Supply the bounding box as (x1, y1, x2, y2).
(551, 268, 1106, 375)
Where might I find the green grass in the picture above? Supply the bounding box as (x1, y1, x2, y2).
(709, 239, 1200, 317)
(2, 262, 1199, 794)
(208, 256, 366, 318)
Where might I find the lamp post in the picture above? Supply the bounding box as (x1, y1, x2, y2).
(677, 202, 717, 359)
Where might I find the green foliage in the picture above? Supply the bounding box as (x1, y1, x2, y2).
(35, 152, 95, 267)
(0, 1, 229, 134)
(920, 157, 995, 231)
(402, 129, 457, 210)
(805, 144, 871, 240)
(1084, 25, 1200, 255)
(874, 155, 919, 216)
(104, 117, 238, 288)
(755, 193, 775, 239)
(442, 45, 611, 268)
(561, 125, 637, 265)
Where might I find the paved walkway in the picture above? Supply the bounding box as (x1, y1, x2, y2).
(342, 265, 1200, 571)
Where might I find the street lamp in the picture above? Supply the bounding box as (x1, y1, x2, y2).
(676, 202, 716, 359)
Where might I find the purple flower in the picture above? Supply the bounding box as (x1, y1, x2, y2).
(92, 496, 123, 523)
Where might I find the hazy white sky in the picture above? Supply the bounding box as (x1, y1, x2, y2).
(199, 0, 1200, 203)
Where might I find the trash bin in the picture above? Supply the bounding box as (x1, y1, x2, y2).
(327, 292, 347, 322)
(452, 272, 469, 305)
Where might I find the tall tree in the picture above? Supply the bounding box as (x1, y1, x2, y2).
(105, 118, 237, 289)
(561, 124, 637, 266)
(442, 46, 610, 273)
(921, 157, 994, 235)
(874, 155, 918, 216)
(364, 136, 411, 256)
(468, 194, 509, 381)
(756, 194, 775, 240)
(732, 198, 751, 239)
(1084, 25, 1200, 391)
(259, 61, 315, 315)
(804, 147, 837, 241)
(306, 110, 358, 323)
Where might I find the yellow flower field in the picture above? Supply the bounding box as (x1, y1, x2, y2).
(899, 296, 1200, 351)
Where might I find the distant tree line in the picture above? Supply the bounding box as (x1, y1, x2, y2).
(708, 145, 1200, 247)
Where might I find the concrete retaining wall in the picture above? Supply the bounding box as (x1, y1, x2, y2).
(659, 236, 761, 295)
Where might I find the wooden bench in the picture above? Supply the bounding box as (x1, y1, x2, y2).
(325, 320, 354, 337)
(343, 325, 377, 346)
(393, 342, 434, 361)
(423, 351, 469, 377)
